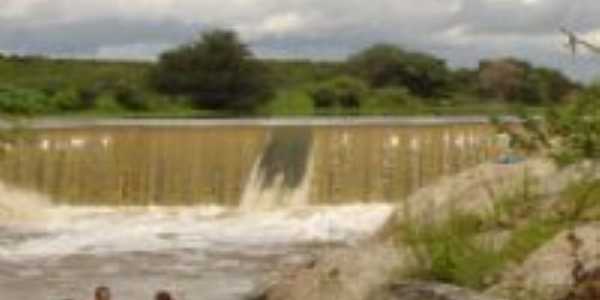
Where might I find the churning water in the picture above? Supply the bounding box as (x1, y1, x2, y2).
(0, 120, 500, 299)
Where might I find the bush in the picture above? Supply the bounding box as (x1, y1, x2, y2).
(78, 85, 102, 109)
(50, 88, 85, 110)
(0, 86, 54, 114)
(401, 212, 505, 289)
(93, 95, 123, 112)
(40, 80, 66, 97)
(310, 76, 368, 109)
(153, 29, 273, 111)
(505, 84, 600, 166)
(348, 44, 450, 98)
(359, 87, 423, 115)
(114, 84, 149, 111)
(375, 87, 421, 107)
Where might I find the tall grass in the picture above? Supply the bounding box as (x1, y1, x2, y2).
(396, 170, 600, 290)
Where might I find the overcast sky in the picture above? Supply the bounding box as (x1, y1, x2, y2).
(1, 0, 600, 81)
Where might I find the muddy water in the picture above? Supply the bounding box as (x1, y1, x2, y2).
(0, 121, 500, 300)
(0, 124, 496, 206)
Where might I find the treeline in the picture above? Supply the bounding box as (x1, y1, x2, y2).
(0, 29, 582, 116)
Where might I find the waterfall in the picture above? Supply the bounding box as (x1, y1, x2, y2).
(240, 127, 314, 210)
(0, 182, 51, 220)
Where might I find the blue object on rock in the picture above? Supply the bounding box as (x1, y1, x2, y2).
(496, 154, 525, 165)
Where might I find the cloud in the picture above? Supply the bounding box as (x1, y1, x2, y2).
(0, 0, 599, 81)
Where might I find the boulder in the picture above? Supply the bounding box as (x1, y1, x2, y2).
(487, 224, 600, 300)
(249, 243, 408, 300)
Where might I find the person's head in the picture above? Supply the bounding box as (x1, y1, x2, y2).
(155, 290, 173, 300)
(95, 286, 111, 300)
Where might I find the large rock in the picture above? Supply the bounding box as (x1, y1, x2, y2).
(249, 243, 409, 300)
(403, 159, 556, 223)
(487, 224, 600, 300)
(403, 159, 599, 225)
(249, 244, 505, 300)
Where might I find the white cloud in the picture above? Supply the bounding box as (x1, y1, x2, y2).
(1, 0, 600, 80)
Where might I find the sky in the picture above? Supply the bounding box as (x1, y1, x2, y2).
(1, 0, 600, 81)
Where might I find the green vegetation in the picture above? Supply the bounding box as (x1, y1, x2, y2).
(0, 28, 583, 117)
(396, 86, 600, 291)
(152, 30, 272, 111)
(398, 177, 600, 291)
(348, 44, 450, 98)
(499, 84, 600, 166)
(310, 76, 368, 110)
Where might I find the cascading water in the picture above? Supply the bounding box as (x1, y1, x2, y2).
(0, 122, 498, 300)
(0, 182, 51, 221)
(241, 127, 314, 210)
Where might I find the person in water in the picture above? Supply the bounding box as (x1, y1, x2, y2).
(155, 290, 174, 300)
(94, 286, 111, 300)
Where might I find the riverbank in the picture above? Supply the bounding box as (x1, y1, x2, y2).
(252, 158, 600, 300)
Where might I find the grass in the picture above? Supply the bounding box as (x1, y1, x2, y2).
(400, 211, 506, 289)
(396, 170, 600, 291)
(258, 88, 315, 116)
(0, 58, 150, 91)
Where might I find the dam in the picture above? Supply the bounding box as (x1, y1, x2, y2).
(0, 118, 501, 300)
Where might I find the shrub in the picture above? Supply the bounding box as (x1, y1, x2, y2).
(503, 84, 600, 166)
(78, 85, 102, 109)
(0, 86, 53, 115)
(93, 95, 123, 112)
(374, 87, 423, 109)
(348, 44, 450, 98)
(40, 80, 65, 97)
(310, 76, 368, 109)
(50, 88, 85, 110)
(401, 212, 505, 289)
(114, 84, 149, 111)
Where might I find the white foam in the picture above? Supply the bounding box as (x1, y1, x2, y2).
(240, 150, 315, 211)
(0, 204, 395, 260)
(0, 182, 51, 221)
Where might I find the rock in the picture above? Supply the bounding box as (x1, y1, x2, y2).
(250, 243, 411, 300)
(403, 159, 599, 225)
(375, 281, 505, 300)
(249, 244, 504, 300)
(561, 266, 600, 300)
(403, 159, 557, 224)
(487, 224, 600, 300)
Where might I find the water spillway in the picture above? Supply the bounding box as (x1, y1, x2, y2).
(0, 122, 496, 207)
(0, 119, 500, 300)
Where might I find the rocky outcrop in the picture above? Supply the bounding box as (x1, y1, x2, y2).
(487, 224, 600, 300)
(402, 159, 557, 224)
(403, 159, 599, 225)
(248, 243, 407, 300)
(249, 243, 506, 300)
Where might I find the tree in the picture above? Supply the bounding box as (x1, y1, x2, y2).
(310, 76, 369, 109)
(478, 58, 528, 101)
(347, 44, 450, 98)
(478, 58, 577, 104)
(153, 29, 272, 110)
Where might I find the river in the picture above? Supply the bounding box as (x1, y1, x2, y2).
(0, 118, 501, 300)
